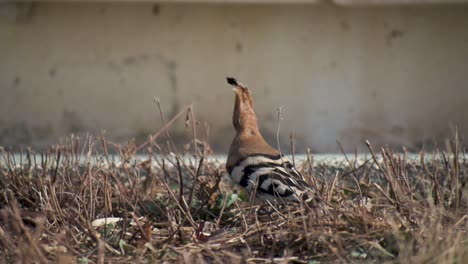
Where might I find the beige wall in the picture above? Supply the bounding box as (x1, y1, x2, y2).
(0, 3, 467, 152)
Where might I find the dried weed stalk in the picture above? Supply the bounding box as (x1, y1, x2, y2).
(0, 106, 466, 263)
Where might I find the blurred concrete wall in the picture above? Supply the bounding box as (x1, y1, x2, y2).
(0, 2, 467, 152)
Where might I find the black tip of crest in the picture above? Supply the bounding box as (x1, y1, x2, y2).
(226, 77, 238, 86)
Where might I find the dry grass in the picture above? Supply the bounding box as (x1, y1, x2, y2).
(0, 107, 466, 263)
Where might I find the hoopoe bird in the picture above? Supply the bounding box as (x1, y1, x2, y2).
(225, 77, 315, 204)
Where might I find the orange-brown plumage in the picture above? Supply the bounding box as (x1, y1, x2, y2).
(226, 78, 280, 174)
(225, 77, 314, 203)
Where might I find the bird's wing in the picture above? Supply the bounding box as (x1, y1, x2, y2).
(229, 154, 311, 202)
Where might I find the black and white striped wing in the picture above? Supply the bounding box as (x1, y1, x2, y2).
(228, 154, 312, 202)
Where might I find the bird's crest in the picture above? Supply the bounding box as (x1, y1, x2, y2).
(226, 77, 256, 132)
(226, 77, 238, 86)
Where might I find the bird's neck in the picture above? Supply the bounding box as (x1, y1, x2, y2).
(235, 116, 261, 137)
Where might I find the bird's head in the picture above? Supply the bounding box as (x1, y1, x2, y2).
(226, 77, 258, 134)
